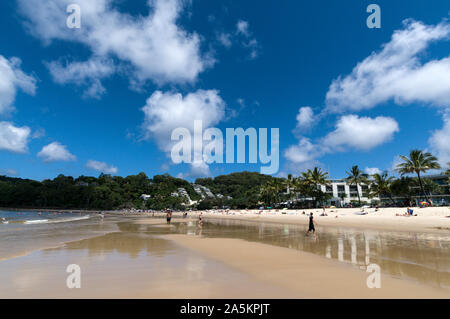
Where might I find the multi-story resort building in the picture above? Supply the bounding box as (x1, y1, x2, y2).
(316, 174, 449, 207)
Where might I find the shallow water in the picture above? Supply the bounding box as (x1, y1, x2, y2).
(0, 213, 449, 297)
(0, 210, 119, 260)
(142, 218, 450, 290)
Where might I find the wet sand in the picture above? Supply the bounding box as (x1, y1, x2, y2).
(164, 234, 450, 298)
(0, 215, 449, 298)
(0, 226, 290, 298)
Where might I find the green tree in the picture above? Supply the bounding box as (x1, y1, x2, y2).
(301, 167, 330, 207)
(369, 172, 395, 205)
(346, 165, 369, 206)
(396, 150, 441, 203)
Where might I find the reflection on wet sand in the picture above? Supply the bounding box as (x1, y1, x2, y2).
(156, 218, 449, 290)
(0, 216, 448, 298)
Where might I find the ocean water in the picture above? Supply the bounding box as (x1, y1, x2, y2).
(0, 210, 117, 260)
(0, 210, 94, 225)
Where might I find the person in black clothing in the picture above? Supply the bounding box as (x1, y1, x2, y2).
(166, 210, 172, 224)
(306, 212, 316, 235)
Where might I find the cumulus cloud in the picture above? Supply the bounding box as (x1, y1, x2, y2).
(236, 20, 250, 36)
(284, 115, 399, 164)
(142, 89, 225, 150)
(37, 142, 76, 162)
(235, 20, 259, 59)
(217, 32, 232, 48)
(47, 57, 115, 99)
(18, 0, 212, 94)
(325, 20, 450, 113)
(365, 167, 382, 175)
(0, 55, 36, 114)
(429, 111, 450, 165)
(295, 106, 316, 131)
(284, 137, 321, 164)
(0, 169, 18, 176)
(86, 160, 118, 174)
(321, 115, 399, 151)
(142, 89, 225, 176)
(0, 121, 31, 153)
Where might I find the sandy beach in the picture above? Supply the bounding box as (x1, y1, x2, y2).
(1, 208, 449, 298)
(164, 234, 449, 298)
(194, 206, 450, 234)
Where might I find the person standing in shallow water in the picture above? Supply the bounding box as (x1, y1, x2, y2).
(166, 210, 172, 225)
(306, 213, 316, 236)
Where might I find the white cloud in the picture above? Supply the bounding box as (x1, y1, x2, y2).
(321, 115, 399, 151)
(142, 89, 225, 176)
(47, 57, 115, 99)
(284, 115, 399, 164)
(19, 0, 212, 93)
(217, 32, 232, 48)
(284, 137, 321, 164)
(235, 20, 259, 59)
(0, 55, 36, 114)
(0, 121, 30, 153)
(37, 142, 76, 162)
(326, 20, 450, 113)
(236, 20, 250, 36)
(142, 89, 225, 151)
(365, 167, 382, 175)
(429, 111, 450, 165)
(0, 169, 18, 176)
(31, 128, 46, 139)
(295, 106, 315, 130)
(86, 160, 118, 174)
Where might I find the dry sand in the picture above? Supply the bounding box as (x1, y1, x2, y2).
(193, 206, 450, 233)
(164, 234, 450, 298)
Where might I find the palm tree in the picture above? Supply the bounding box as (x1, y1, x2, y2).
(301, 167, 330, 188)
(260, 179, 283, 206)
(301, 167, 330, 207)
(346, 165, 369, 206)
(259, 182, 273, 206)
(369, 172, 395, 205)
(396, 150, 441, 203)
(284, 174, 295, 198)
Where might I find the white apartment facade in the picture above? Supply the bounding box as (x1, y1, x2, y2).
(318, 179, 378, 206)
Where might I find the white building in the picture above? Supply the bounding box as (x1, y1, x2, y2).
(318, 179, 376, 206)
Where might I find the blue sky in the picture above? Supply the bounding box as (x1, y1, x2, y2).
(0, 0, 449, 181)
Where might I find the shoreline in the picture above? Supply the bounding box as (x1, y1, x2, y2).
(2, 206, 450, 234)
(198, 207, 450, 234)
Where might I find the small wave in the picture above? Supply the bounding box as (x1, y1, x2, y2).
(48, 215, 90, 224)
(2, 215, 91, 225)
(24, 219, 49, 224)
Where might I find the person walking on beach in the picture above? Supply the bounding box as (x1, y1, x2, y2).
(198, 212, 203, 226)
(306, 213, 316, 236)
(166, 210, 172, 225)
